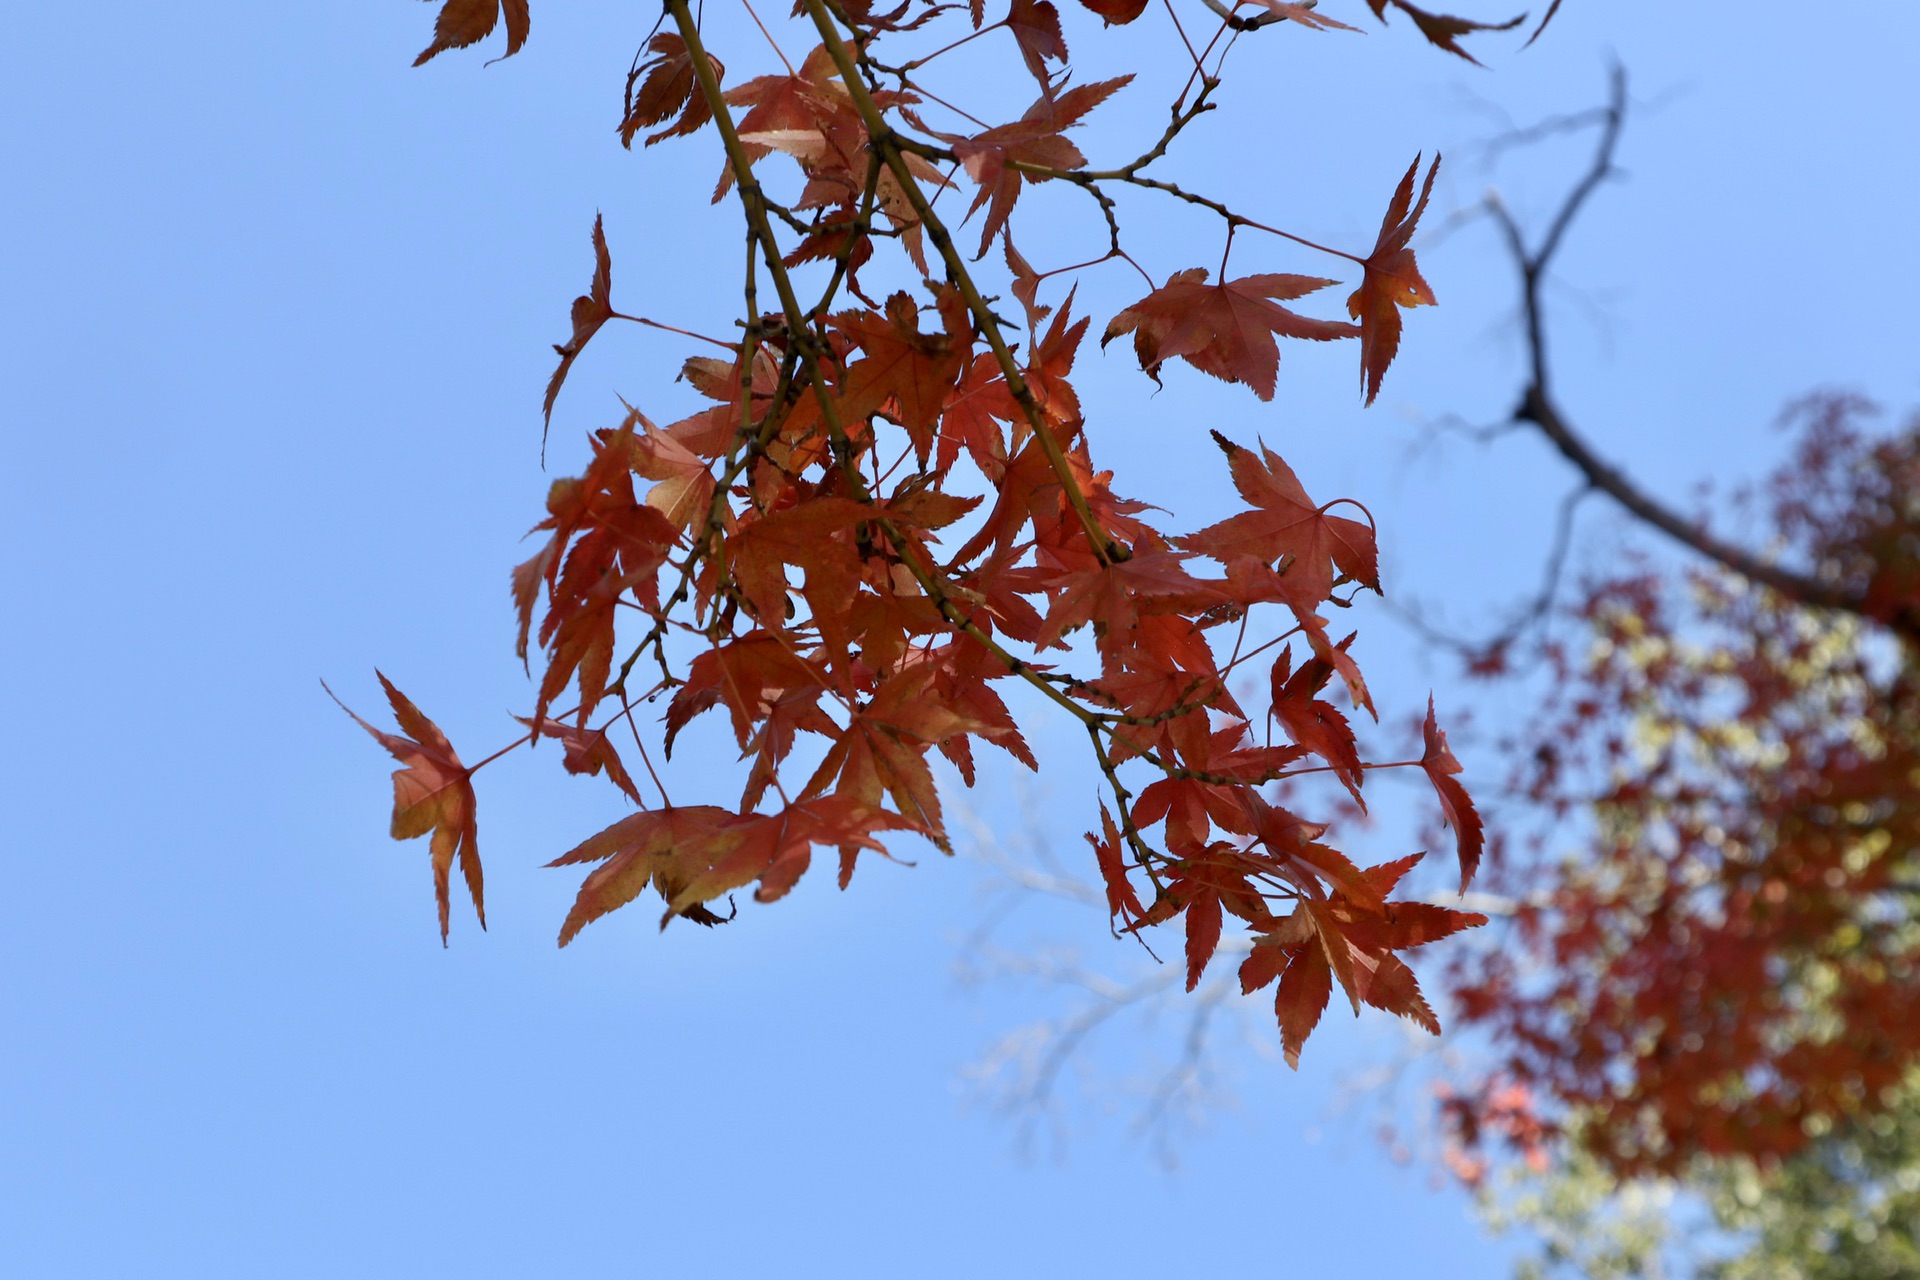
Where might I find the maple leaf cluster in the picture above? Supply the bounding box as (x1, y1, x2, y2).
(342, 0, 1557, 1060)
(1445, 397, 1920, 1176)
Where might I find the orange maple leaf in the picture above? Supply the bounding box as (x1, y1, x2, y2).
(517, 715, 644, 805)
(1348, 153, 1439, 405)
(1103, 269, 1358, 401)
(1182, 431, 1379, 605)
(413, 0, 529, 67)
(548, 805, 740, 942)
(831, 291, 970, 460)
(329, 674, 484, 944)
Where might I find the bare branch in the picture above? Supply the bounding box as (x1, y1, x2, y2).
(1495, 64, 1919, 644)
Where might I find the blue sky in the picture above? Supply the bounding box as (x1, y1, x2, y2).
(5, 2, 1918, 1276)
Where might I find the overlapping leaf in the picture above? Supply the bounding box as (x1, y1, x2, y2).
(620, 33, 724, 148)
(413, 0, 529, 66)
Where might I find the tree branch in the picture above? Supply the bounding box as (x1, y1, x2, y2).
(1498, 64, 1916, 642)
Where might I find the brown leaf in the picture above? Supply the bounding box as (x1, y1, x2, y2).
(619, 34, 724, 148)
(1523, 0, 1563, 47)
(413, 0, 529, 67)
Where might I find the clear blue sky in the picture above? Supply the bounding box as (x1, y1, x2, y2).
(4, 3, 1917, 1276)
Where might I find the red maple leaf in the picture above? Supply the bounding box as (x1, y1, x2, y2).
(1075, 0, 1148, 24)
(918, 78, 1130, 258)
(1005, 0, 1068, 87)
(1421, 695, 1484, 889)
(1182, 431, 1379, 605)
(544, 214, 615, 436)
(619, 33, 724, 148)
(1364, 0, 1523, 65)
(1348, 154, 1439, 405)
(413, 0, 528, 66)
(1103, 269, 1358, 401)
(800, 666, 988, 852)
(1270, 943, 1333, 1067)
(831, 291, 970, 460)
(1270, 646, 1363, 802)
(1086, 803, 1146, 926)
(329, 674, 484, 944)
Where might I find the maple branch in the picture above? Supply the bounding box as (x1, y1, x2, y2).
(1113, 79, 1219, 179)
(797, 0, 1128, 565)
(1015, 160, 1358, 266)
(806, 159, 885, 321)
(615, 691, 673, 806)
(393, 0, 1493, 1080)
(898, 20, 1000, 72)
(1086, 719, 1168, 891)
(657, 2, 1134, 771)
(611, 312, 735, 349)
(738, 0, 796, 74)
(1496, 65, 1918, 642)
